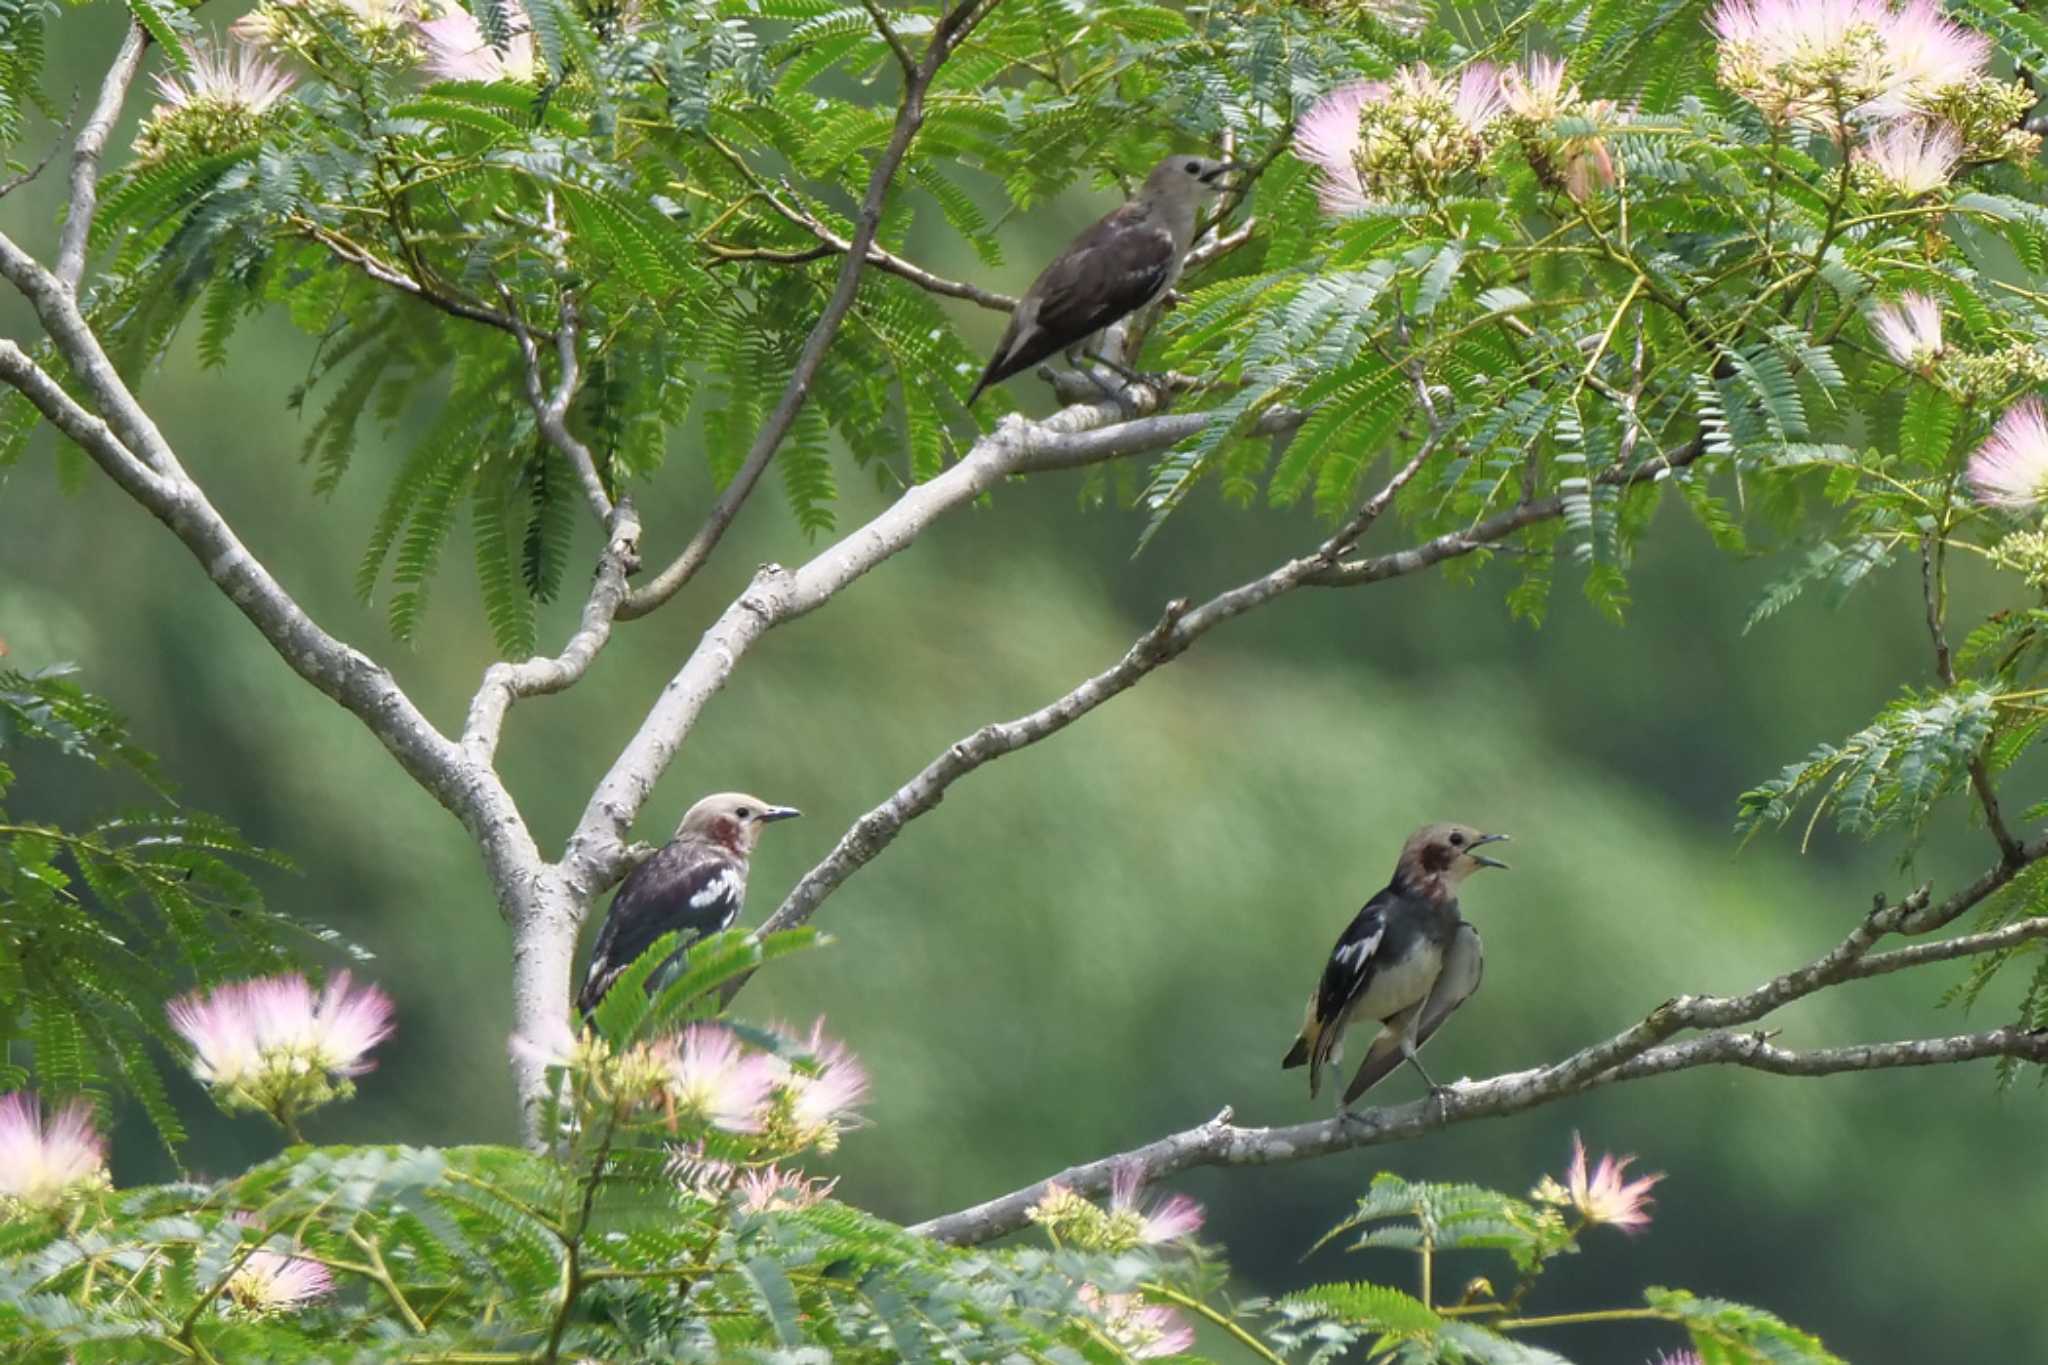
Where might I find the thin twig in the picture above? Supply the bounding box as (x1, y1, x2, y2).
(55, 20, 147, 291)
(505, 288, 613, 524)
(621, 0, 1000, 619)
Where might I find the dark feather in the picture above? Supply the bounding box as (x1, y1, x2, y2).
(577, 837, 746, 1017)
(1300, 895, 1390, 1098)
(968, 204, 1177, 404)
(1341, 921, 1484, 1104)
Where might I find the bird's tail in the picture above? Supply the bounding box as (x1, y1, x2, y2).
(1281, 1036, 1309, 1069)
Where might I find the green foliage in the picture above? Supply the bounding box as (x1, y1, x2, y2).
(0, 1139, 1192, 1361)
(0, 668, 325, 1149)
(1262, 1156, 1839, 1364)
(1738, 685, 2003, 844)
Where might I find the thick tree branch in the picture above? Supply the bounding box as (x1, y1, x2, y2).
(621, 0, 998, 620)
(0, 229, 542, 893)
(55, 21, 146, 292)
(463, 501, 644, 764)
(911, 1022, 2048, 1245)
(507, 292, 613, 524)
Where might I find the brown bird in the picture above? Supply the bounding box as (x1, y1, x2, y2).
(1282, 823, 1508, 1111)
(576, 792, 800, 1018)
(967, 155, 1241, 405)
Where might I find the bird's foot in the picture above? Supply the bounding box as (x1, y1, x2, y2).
(1424, 1083, 1459, 1120)
(1336, 1104, 1370, 1128)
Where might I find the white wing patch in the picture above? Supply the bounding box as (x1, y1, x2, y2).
(689, 867, 743, 912)
(1333, 929, 1384, 970)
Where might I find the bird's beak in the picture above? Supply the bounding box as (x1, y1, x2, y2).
(760, 805, 802, 823)
(1468, 832, 1510, 869)
(1201, 162, 1249, 187)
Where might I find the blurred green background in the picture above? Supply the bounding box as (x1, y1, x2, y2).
(6, 7, 2046, 1362)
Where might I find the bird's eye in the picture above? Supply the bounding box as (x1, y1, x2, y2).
(1184, 160, 1200, 174)
(1449, 832, 1466, 846)
(736, 807, 754, 820)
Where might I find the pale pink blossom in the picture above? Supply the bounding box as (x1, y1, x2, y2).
(1295, 80, 1382, 214)
(1449, 62, 1507, 132)
(774, 1018, 870, 1141)
(0, 1093, 108, 1211)
(1881, 0, 1993, 110)
(1651, 1353, 1704, 1365)
(169, 972, 394, 1087)
(1854, 118, 1962, 196)
(735, 1164, 838, 1214)
(1868, 292, 1944, 368)
(1078, 1286, 1195, 1359)
(149, 37, 298, 118)
(1295, 64, 1503, 213)
(661, 1024, 778, 1133)
(418, 4, 539, 82)
(1564, 1133, 1663, 1232)
(1109, 1162, 1206, 1245)
(1710, 0, 1990, 126)
(1500, 54, 1572, 121)
(1969, 398, 2048, 510)
(225, 1215, 336, 1312)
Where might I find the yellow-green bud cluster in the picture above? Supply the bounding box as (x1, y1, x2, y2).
(1922, 76, 2043, 165)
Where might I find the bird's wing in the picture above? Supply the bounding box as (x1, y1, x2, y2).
(970, 204, 1179, 399)
(1285, 891, 1393, 1098)
(576, 841, 746, 1016)
(1341, 920, 1484, 1105)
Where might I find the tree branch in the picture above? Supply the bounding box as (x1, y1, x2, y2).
(296, 221, 537, 339)
(620, 0, 998, 620)
(1920, 532, 2023, 863)
(907, 838, 2048, 1246)
(463, 501, 643, 765)
(0, 229, 541, 890)
(507, 291, 612, 524)
(55, 21, 147, 292)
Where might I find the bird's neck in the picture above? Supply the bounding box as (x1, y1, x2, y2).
(1391, 868, 1457, 906)
(1153, 197, 1200, 256)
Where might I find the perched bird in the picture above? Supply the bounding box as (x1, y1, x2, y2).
(967, 155, 1242, 405)
(576, 792, 800, 1018)
(1281, 823, 1509, 1110)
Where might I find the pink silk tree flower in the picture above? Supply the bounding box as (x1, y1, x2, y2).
(0, 1093, 109, 1213)
(1868, 291, 1944, 368)
(1563, 1132, 1664, 1232)
(1078, 1286, 1196, 1359)
(661, 1023, 780, 1133)
(1969, 398, 2048, 511)
(418, 4, 540, 83)
(1108, 1161, 1206, 1245)
(167, 972, 394, 1131)
(1853, 119, 1962, 197)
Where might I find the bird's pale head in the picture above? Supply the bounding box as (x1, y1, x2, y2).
(676, 792, 801, 856)
(1394, 822, 1509, 896)
(1141, 155, 1243, 208)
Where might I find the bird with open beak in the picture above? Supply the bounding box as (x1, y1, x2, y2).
(967, 155, 1243, 405)
(1282, 822, 1508, 1111)
(576, 792, 801, 1019)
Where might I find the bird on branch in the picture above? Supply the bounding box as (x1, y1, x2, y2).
(967, 155, 1243, 406)
(1282, 822, 1508, 1112)
(576, 792, 801, 1018)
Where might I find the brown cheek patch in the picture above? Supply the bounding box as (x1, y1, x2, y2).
(1420, 842, 1453, 874)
